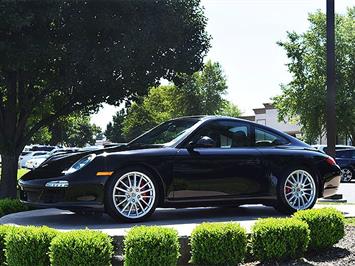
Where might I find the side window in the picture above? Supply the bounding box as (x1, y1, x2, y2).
(191, 121, 251, 148)
(255, 128, 289, 147)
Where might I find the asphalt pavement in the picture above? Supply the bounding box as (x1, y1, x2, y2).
(337, 182, 355, 203)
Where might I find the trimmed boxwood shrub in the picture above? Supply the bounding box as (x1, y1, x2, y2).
(190, 222, 247, 265)
(293, 207, 345, 250)
(0, 225, 14, 265)
(251, 217, 310, 262)
(0, 199, 29, 217)
(50, 229, 113, 266)
(5, 226, 58, 266)
(124, 226, 180, 266)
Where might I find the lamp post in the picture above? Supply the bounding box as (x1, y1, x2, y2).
(326, 0, 336, 157)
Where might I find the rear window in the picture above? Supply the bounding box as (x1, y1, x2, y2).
(255, 128, 289, 147)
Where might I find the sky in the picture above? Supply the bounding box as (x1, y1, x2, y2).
(91, 0, 354, 130)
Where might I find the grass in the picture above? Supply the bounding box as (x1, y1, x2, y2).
(0, 168, 29, 180)
(317, 201, 355, 205)
(345, 218, 355, 226)
(17, 168, 29, 179)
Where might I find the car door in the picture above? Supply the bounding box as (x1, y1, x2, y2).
(171, 120, 267, 200)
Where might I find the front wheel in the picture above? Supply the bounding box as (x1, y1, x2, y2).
(275, 169, 318, 214)
(105, 168, 159, 222)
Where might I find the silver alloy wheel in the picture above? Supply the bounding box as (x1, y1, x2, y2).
(341, 168, 353, 182)
(112, 171, 156, 219)
(284, 170, 316, 210)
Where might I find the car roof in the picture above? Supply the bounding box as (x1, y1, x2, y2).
(170, 115, 259, 124)
(167, 115, 307, 148)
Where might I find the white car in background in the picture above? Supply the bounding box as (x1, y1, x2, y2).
(24, 148, 81, 170)
(25, 155, 49, 169)
(19, 151, 49, 168)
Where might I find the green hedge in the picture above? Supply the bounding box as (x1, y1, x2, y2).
(124, 226, 180, 266)
(293, 208, 345, 250)
(251, 217, 310, 262)
(5, 226, 58, 266)
(50, 229, 113, 266)
(190, 222, 247, 265)
(0, 199, 29, 217)
(0, 225, 14, 265)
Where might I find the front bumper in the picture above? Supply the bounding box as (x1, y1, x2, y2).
(18, 176, 107, 211)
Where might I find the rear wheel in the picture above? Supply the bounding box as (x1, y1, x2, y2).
(105, 167, 159, 222)
(341, 168, 353, 182)
(275, 169, 318, 214)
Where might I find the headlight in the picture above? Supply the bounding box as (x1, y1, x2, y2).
(63, 154, 96, 175)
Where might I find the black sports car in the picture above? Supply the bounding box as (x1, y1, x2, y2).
(19, 116, 341, 222)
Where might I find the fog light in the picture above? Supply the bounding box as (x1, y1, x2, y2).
(45, 180, 69, 188)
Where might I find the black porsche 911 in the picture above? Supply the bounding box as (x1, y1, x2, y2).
(19, 116, 341, 222)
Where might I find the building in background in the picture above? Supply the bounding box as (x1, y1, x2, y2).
(240, 103, 352, 146)
(240, 103, 302, 138)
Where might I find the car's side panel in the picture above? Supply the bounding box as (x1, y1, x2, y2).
(170, 147, 268, 200)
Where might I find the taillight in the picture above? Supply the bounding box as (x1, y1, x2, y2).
(325, 156, 336, 166)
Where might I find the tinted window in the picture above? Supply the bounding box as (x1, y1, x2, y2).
(192, 121, 251, 148)
(255, 128, 289, 147)
(131, 118, 200, 145)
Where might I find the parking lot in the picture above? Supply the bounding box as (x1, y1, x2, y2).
(337, 182, 355, 203)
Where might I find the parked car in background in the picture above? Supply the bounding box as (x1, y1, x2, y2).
(48, 148, 80, 156)
(24, 148, 82, 170)
(25, 155, 49, 169)
(19, 116, 340, 222)
(312, 144, 354, 154)
(335, 149, 355, 182)
(28, 145, 56, 152)
(19, 151, 49, 168)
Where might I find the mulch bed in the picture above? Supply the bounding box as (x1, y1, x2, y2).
(245, 225, 355, 266)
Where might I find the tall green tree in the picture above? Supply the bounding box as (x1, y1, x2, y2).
(0, 0, 210, 197)
(105, 109, 127, 143)
(121, 61, 241, 140)
(49, 114, 101, 147)
(273, 8, 355, 143)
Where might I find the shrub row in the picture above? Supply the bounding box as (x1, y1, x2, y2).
(0, 208, 345, 266)
(0, 226, 113, 266)
(123, 208, 344, 265)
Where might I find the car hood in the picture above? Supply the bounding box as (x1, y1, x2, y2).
(20, 144, 165, 181)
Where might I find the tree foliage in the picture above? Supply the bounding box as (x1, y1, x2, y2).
(273, 8, 355, 143)
(0, 0, 210, 197)
(113, 61, 241, 140)
(48, 114, 101, 147)
(105, 109, 127, 143)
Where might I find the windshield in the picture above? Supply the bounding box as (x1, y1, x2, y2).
(129, 118, 200, 146)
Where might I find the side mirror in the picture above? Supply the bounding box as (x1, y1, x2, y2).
(188, 136, 215, 150)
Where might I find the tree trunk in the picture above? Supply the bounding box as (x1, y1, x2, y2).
(0, 154, 19, 199)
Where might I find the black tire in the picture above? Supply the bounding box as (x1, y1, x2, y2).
(105, 166, 160, 223)
(274, 168, 318, 215)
